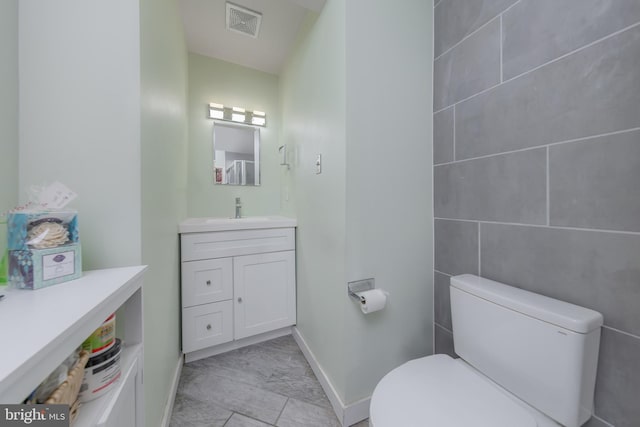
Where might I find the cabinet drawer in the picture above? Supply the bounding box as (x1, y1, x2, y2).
(182, 301, 233, 353)
(181, 228, 295, 261)
(182, 258, 232, 307)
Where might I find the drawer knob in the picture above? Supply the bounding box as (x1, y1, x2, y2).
(206, 324, 212, 330)
(206, 280, 211, 286)
(237, 297, 243, 303)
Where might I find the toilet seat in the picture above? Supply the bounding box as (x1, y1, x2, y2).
(370, 354, 542, 427)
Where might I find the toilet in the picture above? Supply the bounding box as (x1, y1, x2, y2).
(370, 274, 603, 427)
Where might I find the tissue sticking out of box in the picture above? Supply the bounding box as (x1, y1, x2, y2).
(27, 221, 69, 249)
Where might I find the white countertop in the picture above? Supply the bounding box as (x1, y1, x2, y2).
(179, 215, 297, 233)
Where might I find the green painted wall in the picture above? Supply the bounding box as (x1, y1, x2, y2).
(19, 0, 142, 269)
(187, 53, 281, 218)
(281, 0, 434, 409)
(140, 0, 188, 426)
(280, 0, 349, 401)
(0, 0, 18, 281)
(344, 0, 433, 402)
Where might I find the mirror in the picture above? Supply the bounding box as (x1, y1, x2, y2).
(213, 122, 260, 186)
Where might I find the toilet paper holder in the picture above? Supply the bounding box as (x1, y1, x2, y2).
(348, 278, 375, 303)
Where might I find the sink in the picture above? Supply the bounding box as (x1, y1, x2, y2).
(220, 217, 270, 222)
(180, 216, 296, 233)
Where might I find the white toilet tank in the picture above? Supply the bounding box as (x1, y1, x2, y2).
(450, 274, 603, 427)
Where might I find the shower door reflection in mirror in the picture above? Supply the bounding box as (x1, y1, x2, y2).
(213, 122, 260, 186)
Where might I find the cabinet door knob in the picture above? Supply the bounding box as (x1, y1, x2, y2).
(206, 280, 211, 286)
(237, 297, 243, 303)
(206, 324, 212, 330)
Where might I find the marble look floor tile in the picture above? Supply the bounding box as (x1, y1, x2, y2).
(256, 335, 301, 355)
(224, 413, 273, 427)
(169, 393, 232, 427)
(351, 420, 370, 427)
(188, 339, 331, 410)
(180, 371, 287, 424)
(276, 398, 340, 427)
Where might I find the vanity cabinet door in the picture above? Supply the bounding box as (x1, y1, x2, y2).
(181, 258, 233, 307)
(233, 251, 296, 340)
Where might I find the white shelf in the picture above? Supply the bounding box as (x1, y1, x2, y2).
(0, 266, 146, 404)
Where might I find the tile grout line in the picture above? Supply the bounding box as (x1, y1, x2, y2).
(434, 269, 452, 277)
(591, 414, 615, 427)
(433, 217, 640, 236)
(452, 104, 456, 161)
(434, 15, 499, 61)
(432, 126, 640, 167)
(603, 325, 640, 341)
(221, 412, 235, 426)
(434, 0, 522, 64)
(505, 19, 640, 84)
(435, 322, 453, 334)
(274, 397, 289, 425)
(546, 146, 550, 226)
(433, 19, 640, 115)
(478, 222, 482, 276)
(435, 321, 453, 334)
(499, 14, 503, 83)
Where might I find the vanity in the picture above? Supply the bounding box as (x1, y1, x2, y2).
(179, 216, 297, 362)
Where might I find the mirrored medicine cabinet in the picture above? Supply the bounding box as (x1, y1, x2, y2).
(212, 122, 260, 186)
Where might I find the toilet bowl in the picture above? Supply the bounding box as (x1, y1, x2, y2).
(369, 274, 603, 427)
(370, 354, 558, 427)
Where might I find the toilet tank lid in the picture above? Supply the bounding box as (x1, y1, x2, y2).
(451, 274, 603, 334)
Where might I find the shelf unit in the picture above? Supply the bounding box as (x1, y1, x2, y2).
(0, 266, 146, 427)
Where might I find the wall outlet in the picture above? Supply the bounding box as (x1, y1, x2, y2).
(315, 154, 322, 174)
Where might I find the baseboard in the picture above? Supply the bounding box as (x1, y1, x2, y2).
(160, 354, 184, 427)
(292, 327, 370, 426)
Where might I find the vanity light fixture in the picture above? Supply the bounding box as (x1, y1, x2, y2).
(208, 102, 267, 127)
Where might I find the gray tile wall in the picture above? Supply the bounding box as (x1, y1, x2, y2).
(433, 1, 640, 426)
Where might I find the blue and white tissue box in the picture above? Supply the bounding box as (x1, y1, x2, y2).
(7, 210, 82, 290)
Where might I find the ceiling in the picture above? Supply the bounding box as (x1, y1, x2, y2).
(178, 0, 326, 75)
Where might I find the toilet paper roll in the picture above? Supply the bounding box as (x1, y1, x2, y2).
(358, 289, 387, 314)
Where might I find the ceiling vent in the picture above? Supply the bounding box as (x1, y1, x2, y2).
(226, 2, 262, 38)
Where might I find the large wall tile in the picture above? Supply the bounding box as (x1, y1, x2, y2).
(594, 327, 640, 427)
(434, 0, 517, 57)
(434, 107, 454, 164)
(481, 223, 640, 337)
(434, 219, 478, 276)
(456, 25, 640, 159)
(434, 324, 457, 358)
(434, 271, 452, 330)
(550, 129, 640, 232)
(433, 18, 500, 111)
(434, 148, 546, 223)
(503, 0, 640, 79)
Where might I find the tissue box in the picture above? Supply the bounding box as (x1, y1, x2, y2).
(7, 210, 82, 289)
(9, 243, 82, 289)
(7, 210, 79, 250)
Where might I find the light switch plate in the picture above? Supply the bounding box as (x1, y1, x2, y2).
(315, 154, 322, 174)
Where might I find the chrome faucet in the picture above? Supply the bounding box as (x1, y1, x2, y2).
(235, 197, 242, 219)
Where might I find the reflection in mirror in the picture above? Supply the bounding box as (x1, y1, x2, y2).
(213, 122, 260, 186)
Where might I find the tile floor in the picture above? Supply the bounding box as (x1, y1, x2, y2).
(170, 335, 370, 427)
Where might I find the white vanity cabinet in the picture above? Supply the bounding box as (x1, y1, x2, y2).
(179, 217, 296, 361)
